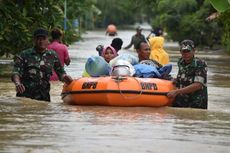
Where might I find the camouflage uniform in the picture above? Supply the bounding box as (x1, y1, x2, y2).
(172, 57, 208, 109)
(12, 48, 66, 101)
(124, 34, 145, 49)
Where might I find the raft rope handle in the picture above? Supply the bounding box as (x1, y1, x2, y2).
(114, 76, 143, 99)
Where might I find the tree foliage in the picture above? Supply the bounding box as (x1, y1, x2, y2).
(0, 0, 95, 56)
(94, 0, 153, 28)
(1, 0, 227, 56)
(219, 10, 230, 51)
(209, 0, 230, 12)
(210, 0, 230, 51)
(94, 0, 223, 48)
(149, 0, 221, 47)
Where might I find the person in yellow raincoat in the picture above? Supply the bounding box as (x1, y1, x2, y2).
(148, 28, 169, 66)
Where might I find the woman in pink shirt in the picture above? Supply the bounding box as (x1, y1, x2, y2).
(48, 28, 71, 81)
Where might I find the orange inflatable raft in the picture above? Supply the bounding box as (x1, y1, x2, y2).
(61, 76, 175, 107)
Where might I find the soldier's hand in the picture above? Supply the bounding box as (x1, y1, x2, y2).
(62, 74, 73, 85)
(167, 90, 179, 99)
(15, 82, 25, 93)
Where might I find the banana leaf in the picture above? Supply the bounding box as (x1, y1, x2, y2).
(209, 0, 230, 12)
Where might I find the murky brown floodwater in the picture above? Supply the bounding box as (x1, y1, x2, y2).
(1, 29, 230, 153)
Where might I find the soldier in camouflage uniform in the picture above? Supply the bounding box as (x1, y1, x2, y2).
(124, 26, 145, 50)
(11, 28, 73, 102)
(167, 40, 208, 109)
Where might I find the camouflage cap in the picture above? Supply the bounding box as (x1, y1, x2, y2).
(136, 26, 142, 31)
(180, 39, 195, 52)
(33, 28, 48, 38)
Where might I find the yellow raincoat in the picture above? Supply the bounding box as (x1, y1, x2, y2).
(148, 36, 169, 66)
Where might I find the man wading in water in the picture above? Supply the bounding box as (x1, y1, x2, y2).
(11, 28, 73, 102)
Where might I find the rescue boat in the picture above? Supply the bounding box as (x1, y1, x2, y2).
(61, 76, 175, 107)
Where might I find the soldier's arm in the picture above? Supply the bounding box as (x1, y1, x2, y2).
(124, 36, 134, 49)
(53, 53, 73, 84)
(61, 74, 73, 85)
(167, 82, 203, 99)
(11, 55, 25, 93)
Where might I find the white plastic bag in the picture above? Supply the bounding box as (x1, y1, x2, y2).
(110, 59, 135, 77)
(109, 53, 138, 66)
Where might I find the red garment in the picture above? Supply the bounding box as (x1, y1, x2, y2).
(48, 41, 70, 81)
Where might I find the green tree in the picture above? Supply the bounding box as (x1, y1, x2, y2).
(149, 0, 221, 48)
(209, 0, 230, 51)
(0, 0, 62, 56)
(0, 0, 95, 56)
(94, 0, 152, 28)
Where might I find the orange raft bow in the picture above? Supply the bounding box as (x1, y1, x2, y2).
(61, 76, 175, 107)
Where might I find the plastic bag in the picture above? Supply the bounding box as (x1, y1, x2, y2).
(85, 56, 110, 77)
(109, 53, 138, 66)
(110, 59, 135, 76)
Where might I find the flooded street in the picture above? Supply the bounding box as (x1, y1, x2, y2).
(1, 30, 230, 153)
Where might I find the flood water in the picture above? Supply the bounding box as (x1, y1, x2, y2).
(0, 29, 230, 153)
